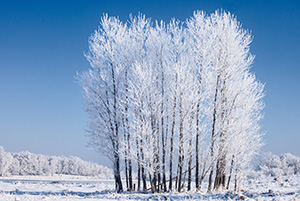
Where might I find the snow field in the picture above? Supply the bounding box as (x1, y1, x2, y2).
(0, 174, 299, 200)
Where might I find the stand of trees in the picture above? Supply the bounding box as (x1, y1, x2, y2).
(78, 10, 264, 193)
(256, 153, 300, 177)
(0, 147, 113, 177)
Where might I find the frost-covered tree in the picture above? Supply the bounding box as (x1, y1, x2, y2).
(258, 153, 300, 177)
(78, 15, 129, 192)
(202, 11, 264, 191)
(78, 10, 264, 193)
(0, 146, 13, 176)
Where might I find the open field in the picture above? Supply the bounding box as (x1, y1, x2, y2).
(0, 174, 299, 200)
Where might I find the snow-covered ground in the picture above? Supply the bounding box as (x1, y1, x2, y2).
(0, 174, 299, 200)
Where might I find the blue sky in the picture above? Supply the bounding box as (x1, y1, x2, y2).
(0, 0, 299, 165)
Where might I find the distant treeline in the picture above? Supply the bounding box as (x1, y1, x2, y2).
(0, 146, 113, 177)
(256, 153, 300, 177)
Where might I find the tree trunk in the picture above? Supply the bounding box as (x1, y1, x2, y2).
(149, 173, 155, 193)
(136, 138, 141, 191)
(195, 61, 202, 190)
(187, 152, 192, 191)
(187, 112, 193, 191)
(182, 163, 188, 191)
(214, 144, 226, 191)
(195, 99, 200, 190)
(177, 91, 184, 193)
(156, 120, 161, 192)
(161, 72, 167, 192)
(111, 63, 123, 193)
(164, 110, 169, 192)
(123, 128, 129, 190)
(208, 75, 220, 192)
(214, 78, 228, 191)
(226, 155, 234, 190)
(142, 166, 146, 191)
(114, 146, 123, 193)
(175, 162, 179, 190)
(139, 124, 147, 191)
(214, 159, 221, 190)
(122, 113, 129, 191)
(124, 70, 133, 191)
(151, 116, 157, 192)
(135, 113, 141, 191)
(234, 170, 238, 191)
(169, 75, 177, 191)
(127, 123, 133, 191)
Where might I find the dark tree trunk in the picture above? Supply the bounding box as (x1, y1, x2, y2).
(187, 112, 193, 191)
(123, 129, 129, 190)
(234, 170, 238, 191)
(163, 110, 168, 192)
(208, 159, 215, 192)
(226, 155, 234, 190)
(208, 75, 220, 192)
(169, 75, 177, 191)
(127, 122, 133, 191)
(214, 78, 228, 191)
(177, 92, 184, 193)
(175, 162, 179, 190)
(187, 144, 192, 191)
(195, 99, 200, 190)
(187, 159, 192, 191)
(195, 61, 202, 190)
(162, 123, 167, 192)
(142, 167, 146, 191)
(114, 146, 123, 193)
(214, 159, 221, 190)
(111, 63, 123, 193)
(149, 173, 155, 193)
(127, 127, 133, 191)
(135, 116, 141, 191)
(124, 70, 133, 191)
(156, 120, 161, 192)
(214, 146, 226, 190)
(161, 72, 167, 192)
(199, 175, 204, 190)
(122, 113, 129, 190)
(136, 140, 141, 191)
(182, 163, 188, 191)
(151, 117, 157, 192)
(139, 125, 147, 191)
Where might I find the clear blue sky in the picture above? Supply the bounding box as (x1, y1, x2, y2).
(0, 0, 299, 165)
